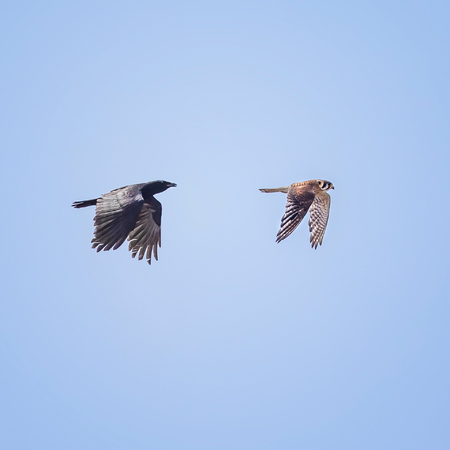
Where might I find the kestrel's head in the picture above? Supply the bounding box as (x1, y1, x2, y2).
(317, 180, 334, 191)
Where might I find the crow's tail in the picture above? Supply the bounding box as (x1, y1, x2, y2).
(72, 199, 97, 208)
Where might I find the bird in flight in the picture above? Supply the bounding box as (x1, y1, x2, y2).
(260, 179, 334, 248)
(72, 180, 177, 264)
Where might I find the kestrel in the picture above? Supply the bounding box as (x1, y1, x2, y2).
(260, 179, 334, 248)
(72, 180, 177, 264)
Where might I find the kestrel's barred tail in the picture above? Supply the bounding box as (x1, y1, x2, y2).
(259, 186, 289, 193)
(260, 179, 334, 248)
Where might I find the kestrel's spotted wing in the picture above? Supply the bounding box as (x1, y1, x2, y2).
(308, 192, 331, 249)
(276, 184, 315, 243)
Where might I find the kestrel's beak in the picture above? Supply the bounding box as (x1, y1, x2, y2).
(331, 184, 335, 189)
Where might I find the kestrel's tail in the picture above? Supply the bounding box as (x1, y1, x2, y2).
(72, 199, 97, 208)
(259, 187, 289, 193)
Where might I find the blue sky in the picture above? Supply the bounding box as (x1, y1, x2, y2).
(1, 1, 449, 449)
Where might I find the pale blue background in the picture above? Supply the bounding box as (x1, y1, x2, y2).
(1, 1, 449, 449)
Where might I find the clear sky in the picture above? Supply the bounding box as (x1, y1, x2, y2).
(1, 1, 449, 449)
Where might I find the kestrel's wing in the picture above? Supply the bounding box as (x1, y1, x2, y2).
(92, 187, 144, 252)
(308, 192, 331, 249)
(127, 197, 162, 264)
(276, 187, 315, 243)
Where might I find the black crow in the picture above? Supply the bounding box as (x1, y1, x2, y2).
(72, 180, 176, 264)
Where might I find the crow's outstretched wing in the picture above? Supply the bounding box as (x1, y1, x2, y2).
(127, 197, 162, 264)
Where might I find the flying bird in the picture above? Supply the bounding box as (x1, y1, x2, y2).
(72, 180, 177, 264)
(260, 179, 334, 248)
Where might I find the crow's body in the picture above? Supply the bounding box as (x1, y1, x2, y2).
(73, 180, 176, 264)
